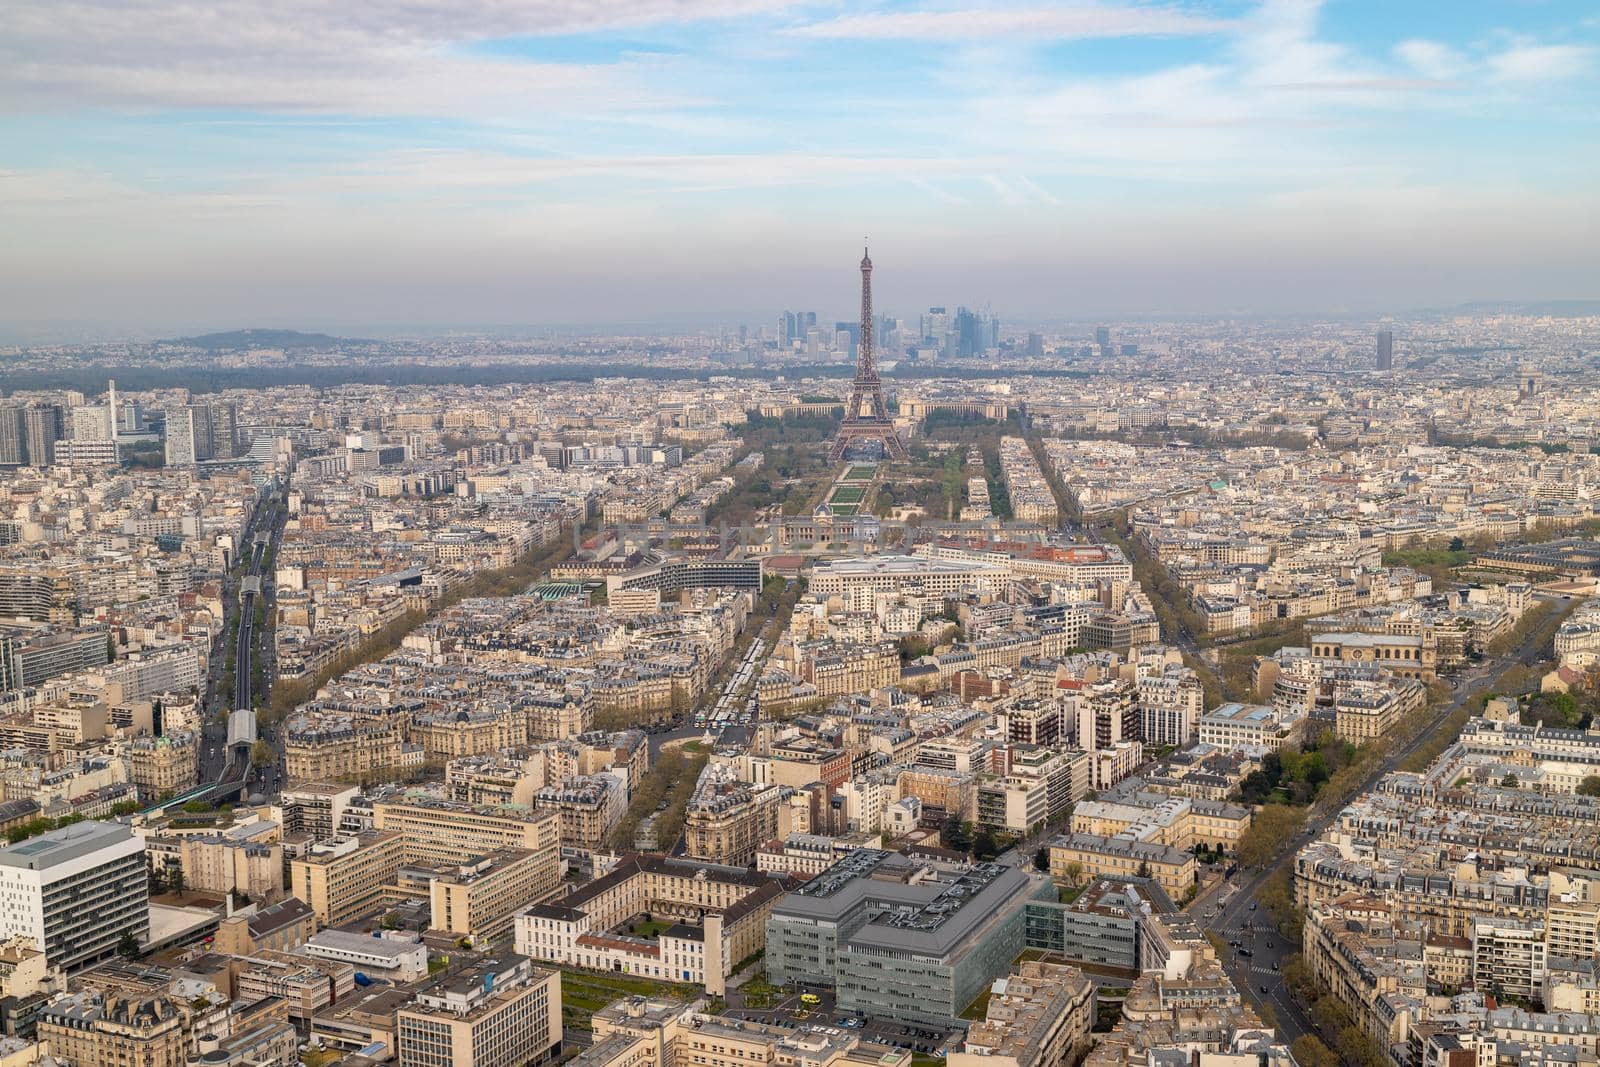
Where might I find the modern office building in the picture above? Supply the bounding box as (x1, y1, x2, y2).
(765, 850, 1056, 1024)
(607, 557, 763, 598)
(396, 955, 562, 1067)
(0, 821, 148, 972)
(371, 795, 561, 874)
(1377, 329, 1394, 370)
(289, 830, 405, 927)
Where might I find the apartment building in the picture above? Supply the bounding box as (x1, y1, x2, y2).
(124, 730, 199, 802)
(281, 781, 360, 842)
(684, 773, 787, 867)
(948, 960, 1094, 1067)
(36, 992, 187, 1067)
(1473, 918, 1547, 1000)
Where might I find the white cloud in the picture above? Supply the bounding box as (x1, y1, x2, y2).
(1394, 39, 1466, 81)
(0, 0, 790, 113)
(790, 3, 1233, 41)
(1487, 42, 1594, 83)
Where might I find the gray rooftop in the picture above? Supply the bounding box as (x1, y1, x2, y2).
(0, 820, 135, 871)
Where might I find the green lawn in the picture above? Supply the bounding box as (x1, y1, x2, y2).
(960, 988, 993, 1021)
(844, 465, 878, 481)
(626, 919, 674, 939)
(740, 975, 784, 1008)
(559, 970, 699, 1030)
(829, 485, 866, 504)
(830, 504, 858, 516)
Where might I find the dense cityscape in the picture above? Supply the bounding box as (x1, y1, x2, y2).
(6, 0, 1600, 1064)
(0, 244, 1597, 1067)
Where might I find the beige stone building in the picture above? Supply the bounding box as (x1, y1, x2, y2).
(684, 777, 787, 867)
(289, 830, 406, 927)
(37, 992, 188, 1067)
(371, 796, 561, 878)
(214, 897, 316, 956)
(1049, 833, 1196, 898)
(948, 960, 1094, 1067)
(430, 849, 557, 942)
(124, 730, 199, 802)
(285, 719, 411, 782)
(583, 997, 911, 1067)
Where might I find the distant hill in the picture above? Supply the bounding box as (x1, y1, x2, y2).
(165, 328, 375, 351)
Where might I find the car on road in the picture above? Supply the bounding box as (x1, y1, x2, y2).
(1260, 985, 1269, 994)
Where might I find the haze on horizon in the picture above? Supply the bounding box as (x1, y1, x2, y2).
(1, 0, 1597, 340)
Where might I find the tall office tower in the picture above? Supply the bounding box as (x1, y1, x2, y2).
(921, 306, 949, 341)
(165, 406, 198, 466)
(829, 247, 908, 462)
(107, 378, 119, 437)
(0, 821, 149, 971)
(1095, 326, 1111, 355)
(833, 321, 860, 358)
(0, 407, 25, 466)
(1377, 329, 1394, 370)
(1027, 333, 1044, 358)
(954, 307, 979, 357)
(22, 406, 63, 467)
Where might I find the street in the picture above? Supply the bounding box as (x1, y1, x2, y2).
(1208, 596, 1570, 1042)
(198, 486, 287, 791)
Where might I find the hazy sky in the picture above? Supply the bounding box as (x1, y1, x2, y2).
(2, 0, 1597, 337)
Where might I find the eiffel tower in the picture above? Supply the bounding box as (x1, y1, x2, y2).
(829, 245, 907, 463)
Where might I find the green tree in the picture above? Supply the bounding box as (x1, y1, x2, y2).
(250, 739, 275, 768)
(1291, 1036, 1340, 1067)
(1033, 846, 1050, 872)
(1501, 773, 1519, 788)
(1237, 804, 1307, 868)
(1578, 776, 1600, 797)
(118, 930, 142, 959)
